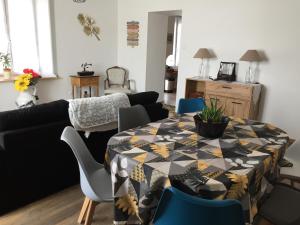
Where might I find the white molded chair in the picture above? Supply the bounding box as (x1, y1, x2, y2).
(104, 66, 132, 95)
(61, 127, 113, 225)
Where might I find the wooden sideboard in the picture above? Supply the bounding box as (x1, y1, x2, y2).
(185, 77, 262, 120)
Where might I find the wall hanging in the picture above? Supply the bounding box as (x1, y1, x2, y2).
(78, 14, 100, 41)
(127, 21, 139, 47)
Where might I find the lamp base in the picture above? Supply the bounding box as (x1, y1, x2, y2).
(245, 64, 256, 83)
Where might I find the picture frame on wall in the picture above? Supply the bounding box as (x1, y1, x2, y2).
(127, 21, 139, 47)
(216, 62, 236, 82)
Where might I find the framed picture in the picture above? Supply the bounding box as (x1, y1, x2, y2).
(217, 62, 236, 82)
(127, 21, 139, 47)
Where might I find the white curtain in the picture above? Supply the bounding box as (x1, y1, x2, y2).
(0, 0, 9, 54)
(1, 0, 54, 76)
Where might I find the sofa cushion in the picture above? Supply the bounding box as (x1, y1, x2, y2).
(127, 91, 159, 106)
(144, 103, 169, 122)
(0, 100, 69, 132)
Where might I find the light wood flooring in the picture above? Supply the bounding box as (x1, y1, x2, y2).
(0, 185, 273, 225)
(0, 185, 114, 225)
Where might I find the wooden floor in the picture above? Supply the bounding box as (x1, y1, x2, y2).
(0, 185, 114, 225)
(0, 185, 274, 225)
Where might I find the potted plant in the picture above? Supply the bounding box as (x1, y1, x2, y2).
(0, 52, 12, 79)
(193, 98, 229, 139)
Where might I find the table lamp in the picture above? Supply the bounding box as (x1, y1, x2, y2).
(240, 50, 261, 83)
(193, 48, 212, 79)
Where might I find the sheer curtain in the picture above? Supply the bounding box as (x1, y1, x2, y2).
(0, 0, 54, 76)
(0, 0, 9, 54)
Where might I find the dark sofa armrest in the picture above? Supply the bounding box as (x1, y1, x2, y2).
(144, 103, 169, 122)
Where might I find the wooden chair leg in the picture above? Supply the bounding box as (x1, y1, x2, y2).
(78, 197, 91, 224)
(84, 200, 97, 225)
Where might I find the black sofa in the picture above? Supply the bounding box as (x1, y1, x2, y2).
(0, 91, 168, 215)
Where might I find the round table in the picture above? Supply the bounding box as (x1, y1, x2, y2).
(106, 114, 290, 224)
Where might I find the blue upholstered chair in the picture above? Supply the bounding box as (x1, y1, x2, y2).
(153, 187, 245, 225)
(177, 98, 205, 114)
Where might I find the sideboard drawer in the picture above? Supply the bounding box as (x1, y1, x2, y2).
(206, 82, 252, 100)
(79, 77, 99, 86)
(225, 98, 250, 119)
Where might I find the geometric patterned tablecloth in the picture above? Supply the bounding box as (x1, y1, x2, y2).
(105, 114, 290, 225)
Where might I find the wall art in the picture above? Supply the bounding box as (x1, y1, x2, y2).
(127, 21, 139, 47)
(78, 14, 100, 41)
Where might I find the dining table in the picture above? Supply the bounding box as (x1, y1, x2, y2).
(105, 113, 290, 225)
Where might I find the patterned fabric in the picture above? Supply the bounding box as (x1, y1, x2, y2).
(68, 93, 130, 132)
(105, 113, 289, 225)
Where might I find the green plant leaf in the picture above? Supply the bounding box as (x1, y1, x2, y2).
(200, 97, 224, 123)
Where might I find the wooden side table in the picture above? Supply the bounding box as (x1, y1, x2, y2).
(70, 75, 100, 99)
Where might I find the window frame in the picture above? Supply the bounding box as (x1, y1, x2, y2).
(0, 0, 56, 78)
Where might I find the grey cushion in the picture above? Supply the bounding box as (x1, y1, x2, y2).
(259, 184, 300, 225)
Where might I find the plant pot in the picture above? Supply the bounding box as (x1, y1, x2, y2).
(3, 68, 12, 79)
(193, 114, 229, 139)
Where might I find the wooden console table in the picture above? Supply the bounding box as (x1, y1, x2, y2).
(185, 77, 262, 119)
(70, 75, 100, 99)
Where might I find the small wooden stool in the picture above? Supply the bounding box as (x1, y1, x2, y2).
(70, 75, 100, 99)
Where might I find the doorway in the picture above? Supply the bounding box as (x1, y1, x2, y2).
(145, 10, 182, 107)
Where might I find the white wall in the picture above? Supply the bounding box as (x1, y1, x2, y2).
(145, 13, 168, 102)
(117, 0, 300, 138)
(0, 0, 118, 111)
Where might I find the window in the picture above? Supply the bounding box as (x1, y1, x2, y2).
(0, 0, 54, 76)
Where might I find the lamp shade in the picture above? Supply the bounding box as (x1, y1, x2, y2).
(193, 48, 212, 59)
(240, 50, 261, 62)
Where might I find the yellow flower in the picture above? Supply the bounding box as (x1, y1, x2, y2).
(15, 76, 30, 92)
(19, 74, 32, 82)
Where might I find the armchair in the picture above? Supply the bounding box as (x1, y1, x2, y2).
(104, 66, 132, 95)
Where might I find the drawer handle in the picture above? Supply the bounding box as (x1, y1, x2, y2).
(222, 86, 232, 89)
(232, 102, 242, 105)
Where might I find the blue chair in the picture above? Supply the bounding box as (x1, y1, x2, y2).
(153, 187, 245, 225)
(177, 98, 205, 114)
